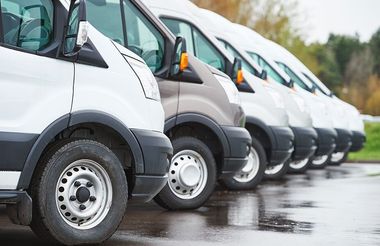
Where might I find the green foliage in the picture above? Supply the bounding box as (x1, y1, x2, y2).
(370, 28, 380, 76)
(349, 123, 380, 161)
(326, 34, 363, 78)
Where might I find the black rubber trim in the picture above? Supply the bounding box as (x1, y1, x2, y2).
(0, 191, 28, 204)
(17, 114, 70, 189)
(164, 116, 177, 134)
(221, 126, 251, 158)
(130, 129, 172, 176)
(174, 113, 230, 156)
(290, 127, 318, 161)
(129, 175, 168, 203)
(219, 126, 251, 177)
(76, 38, 109, 68)
(0, 132, 38, 171)
(269, 126, 295, 165)
(350, 131, 366, 152)
(334, 128, 353, 153)
(245, 116, 294, 166)
(314, 127, 337, 156)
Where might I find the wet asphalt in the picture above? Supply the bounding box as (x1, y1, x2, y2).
(1, 163, 380, 246)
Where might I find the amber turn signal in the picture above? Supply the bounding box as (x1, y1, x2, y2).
(180, 52, 189, 72)
(236, 69, 244, 84)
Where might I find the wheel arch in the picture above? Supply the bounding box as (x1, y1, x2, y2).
(245, 116, 275, 160)
(17, 110, 143, 190)
(164, 113, 230, 171)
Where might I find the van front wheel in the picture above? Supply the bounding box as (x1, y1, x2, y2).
(154, 137, 216, 210)
(220, 138, 266, 190)
(30, 139, 128, 245)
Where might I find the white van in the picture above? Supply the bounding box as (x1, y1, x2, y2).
(264, 40, 354, 166)
(141, 0, 295, 187)
(196, 9, 322, 175)
(0, 0, 172, 244)
(226, 23, 339, 170)
(291, 60, 365, 164)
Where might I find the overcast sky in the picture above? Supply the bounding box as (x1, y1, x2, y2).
(297, 0, 380, 43)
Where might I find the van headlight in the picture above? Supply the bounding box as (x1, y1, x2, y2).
(267, 89, 285, 109)
(215, 74, 241, 105)
(124, 55, 160, 101)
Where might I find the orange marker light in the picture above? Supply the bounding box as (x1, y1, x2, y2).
(180, 52, 188, 72)
(236, 69, 244, 84)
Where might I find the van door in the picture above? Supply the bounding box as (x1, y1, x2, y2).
(86, 0, 179, 121)
(0, 0, 73, 171)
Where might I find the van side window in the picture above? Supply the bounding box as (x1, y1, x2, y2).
(0, 0, 53, 51)
(87, 0, 125, 46)
(161, 18, 225, 72)
(277, 62, 309, 90)
(218, 38, 259, 76)
(123, 1, 165, 73)
(160, 18, 194, 56)
(247, 52, 287, 85)
(87, 0, 165, 73)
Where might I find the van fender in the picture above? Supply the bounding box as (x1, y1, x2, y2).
(164, 113, 230, 156)
(17, 111, 143, 189)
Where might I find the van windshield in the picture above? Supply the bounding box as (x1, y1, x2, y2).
(87, 0, 165, 73)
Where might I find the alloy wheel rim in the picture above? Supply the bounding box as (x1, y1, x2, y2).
(331, 152, 345, 162)
(233, 147, 260, 183)
(312, 155, 329, 165)
(56, 159, 112, 230)
(265, 163, 285, 175)
(168, 150, 208, 200)
(289, 158, 309, 170)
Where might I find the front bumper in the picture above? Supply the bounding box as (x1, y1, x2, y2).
(220, 126, 252, 178)
(129, 129, 173, 203)
(314, 128, 337, 156)
(291, 127, 318, 161)
(350, 131, 366, 152)
(268, 126, 294, 166)
(334, 128, 353, 153)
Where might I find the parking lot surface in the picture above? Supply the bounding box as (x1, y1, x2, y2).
(1, 163, 380, 246)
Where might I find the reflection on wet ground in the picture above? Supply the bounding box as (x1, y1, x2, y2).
(1, 163, 380, 246)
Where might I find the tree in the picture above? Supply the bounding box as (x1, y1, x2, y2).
(370, 28, 380, 75)
(326, 34, 363, 81)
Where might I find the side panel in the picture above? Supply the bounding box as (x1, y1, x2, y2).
(72, 27, 164, 132)
(178, 56, 236, 126)
(157, 77, 179, 120)
(0, 46, 74, 134)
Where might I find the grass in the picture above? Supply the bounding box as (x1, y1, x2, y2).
(349, 123, 380, 161)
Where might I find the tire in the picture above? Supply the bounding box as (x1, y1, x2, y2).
(288, 157, 310, 174)
(264, 159, 290, 180)
(30, 139, 128, 245)
(154, 137, 216, 210)
(309, 154, 330, 169)
(329, 152, 348, 166)
(220, 138, 266, 190)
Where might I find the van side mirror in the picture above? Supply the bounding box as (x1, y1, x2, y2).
(232, 58, 243, 84)
(170, 36, 189, 76)
(260, 70, 268, 80)
(63, 0, 88, 57)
